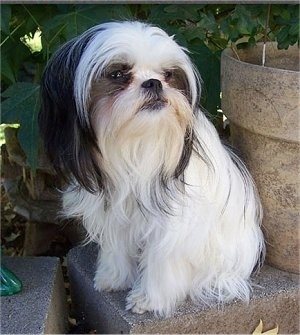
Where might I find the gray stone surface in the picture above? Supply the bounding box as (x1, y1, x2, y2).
(67, 243, 300, 334)
(1, 256, 68, 334)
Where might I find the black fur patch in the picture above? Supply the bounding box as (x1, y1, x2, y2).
(39, 27, 106, 193)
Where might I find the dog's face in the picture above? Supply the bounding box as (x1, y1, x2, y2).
(74, 22, 200, 137)
(39, 21, 201, 192)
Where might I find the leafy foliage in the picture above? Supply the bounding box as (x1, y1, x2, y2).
(2, 82, 40, 169)
(1, 4, 299, 171)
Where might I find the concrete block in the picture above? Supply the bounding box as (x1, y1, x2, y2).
(67, 243, 300, 334)
(1, 256, 68, 334)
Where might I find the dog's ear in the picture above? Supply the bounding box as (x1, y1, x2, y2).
(38, 32, 105, 193)
(173, 63, 202, 179)
(190, 64, 202, 111)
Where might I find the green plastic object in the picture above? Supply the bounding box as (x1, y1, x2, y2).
(0, 264, 22, 296)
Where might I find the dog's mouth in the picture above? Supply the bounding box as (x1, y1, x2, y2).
(140, 98, 168, 112)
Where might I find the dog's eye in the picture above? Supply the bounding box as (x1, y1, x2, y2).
(109, 69, 131, 84)
(164, 71, 173, 80)
(110, 70, 124, 80)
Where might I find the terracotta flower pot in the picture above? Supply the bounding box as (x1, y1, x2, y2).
(221, 42, 299, 274)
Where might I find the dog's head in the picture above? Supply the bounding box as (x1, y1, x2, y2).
(39, 21, 201, 192)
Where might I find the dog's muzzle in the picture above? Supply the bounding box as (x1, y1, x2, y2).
(141, 79, 167, 111)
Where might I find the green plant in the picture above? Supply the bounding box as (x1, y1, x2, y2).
(1, 4, 299, 172)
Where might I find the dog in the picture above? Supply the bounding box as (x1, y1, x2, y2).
(39, 21, 265, 317)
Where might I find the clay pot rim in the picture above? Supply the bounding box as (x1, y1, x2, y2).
(222, 42, 299, 74)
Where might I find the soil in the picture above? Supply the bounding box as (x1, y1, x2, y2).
(1, 183, 26, 256)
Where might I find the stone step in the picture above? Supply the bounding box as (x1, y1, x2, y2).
(1, 256, 68, 334)
(67, 243, 299, 334)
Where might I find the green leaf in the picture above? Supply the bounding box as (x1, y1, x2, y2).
(1, 4, 11, 35)
(42, 4, 132, 56)
(276, 26, 290, 45)
(188, 40, 221, 114)
(183, 26, 206, 42)
(280, 9, 291, 21)
(163, 5, 203, 22)
(197, 11, 218, 34)
(2, 82, 40, 171)
(1, 57, 16, 84)
(1, 35, 33, 83)
(289, 22, 299, 37)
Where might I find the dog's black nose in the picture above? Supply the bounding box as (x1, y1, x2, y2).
(141, 79, 162, 96)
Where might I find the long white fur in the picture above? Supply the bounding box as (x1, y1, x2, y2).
(62, 21, 265, 317)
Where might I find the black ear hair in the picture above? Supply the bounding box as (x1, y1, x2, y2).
(173, 64, 201, 180)
(38, 29, 106, 193)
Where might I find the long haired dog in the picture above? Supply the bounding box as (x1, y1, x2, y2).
(39, 21, 265, 316)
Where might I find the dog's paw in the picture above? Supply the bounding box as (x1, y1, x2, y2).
(125, 289, 151, 314)
(94, 269, 132, 292)
(94, 275, 115, 292)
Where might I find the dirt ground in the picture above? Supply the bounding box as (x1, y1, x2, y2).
(1, 183, 26, 256)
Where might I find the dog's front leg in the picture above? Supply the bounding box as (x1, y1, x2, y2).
(94, 240, 138, 292)
(126, 232, 192, 316)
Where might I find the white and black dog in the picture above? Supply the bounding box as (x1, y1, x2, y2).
(39, 21, 265, 316)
